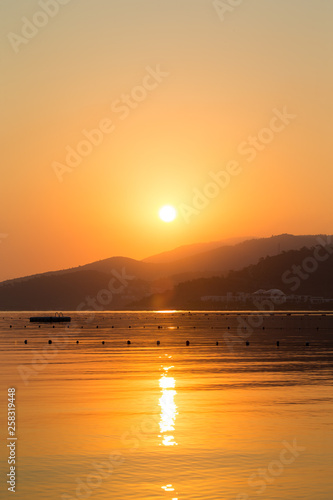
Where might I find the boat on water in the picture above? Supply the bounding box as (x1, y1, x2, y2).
(30, 312, 71, 323)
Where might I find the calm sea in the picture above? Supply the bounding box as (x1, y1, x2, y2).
(0, 311, 332, 499)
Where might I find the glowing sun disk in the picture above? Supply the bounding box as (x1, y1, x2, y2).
(159, 205, 177, 223)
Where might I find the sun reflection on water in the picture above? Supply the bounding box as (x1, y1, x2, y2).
(159, 358, 179, 498)
(161, 483, 178, 499)
(158, 364, 178, 447)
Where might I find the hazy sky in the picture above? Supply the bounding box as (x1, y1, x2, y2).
(1, 0, 332, 281)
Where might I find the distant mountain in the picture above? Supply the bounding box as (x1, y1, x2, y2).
(142, 237, 251, 263)
(79, 234, 333, 281)
(147, 234, 333, 278)
(0, 234, 331, 310)
(132, 244, 333, 310)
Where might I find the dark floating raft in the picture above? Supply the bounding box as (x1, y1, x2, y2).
(30, 313, 71, 323)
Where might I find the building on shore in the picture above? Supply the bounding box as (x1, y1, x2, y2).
(201, 289, 333, 305)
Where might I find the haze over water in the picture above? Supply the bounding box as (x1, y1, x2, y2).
(0, 311, 332, 499)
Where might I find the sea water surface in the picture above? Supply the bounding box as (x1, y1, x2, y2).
(0, 311, 332, 499)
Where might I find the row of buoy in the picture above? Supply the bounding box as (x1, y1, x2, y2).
(21, 339, 213, 346)
(21, 339, 312, 346)
(9, 325, 327, 331)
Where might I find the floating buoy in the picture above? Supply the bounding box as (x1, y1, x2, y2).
(216, 341, 219, 346)
(246, 341, 250, 346)
(306, 342, 310, 346)
(76, 340, 79, 344)
(48, 340, 52, 344)
(10, 325, 12, 328)
(24, 340, 27, 344)
(52, 325, 55, 328)
(96, 325, 98, 328)
(127, 340, 131, 345)
(276, 341, 280, 347)
(186, 340, 190, 346)
(157, 340, 160, 346)
(129, 326, 131, 328)
(102, 341, 105, 345)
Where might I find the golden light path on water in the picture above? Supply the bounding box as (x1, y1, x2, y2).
(161, 483, 178, 499)
(159, 367, 178, 446)
(159, 356, 178, 499)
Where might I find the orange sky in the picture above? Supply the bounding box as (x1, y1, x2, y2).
(1, 0, 332, 281)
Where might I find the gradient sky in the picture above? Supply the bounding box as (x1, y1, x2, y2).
(1, 0, 332, 281)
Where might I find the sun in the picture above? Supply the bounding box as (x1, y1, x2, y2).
(159, 205, 177, 223)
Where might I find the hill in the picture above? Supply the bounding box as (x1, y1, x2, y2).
(132, 245, 333, 310)
(142, 237, 251, 263)
(0, 234, 331, 310)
